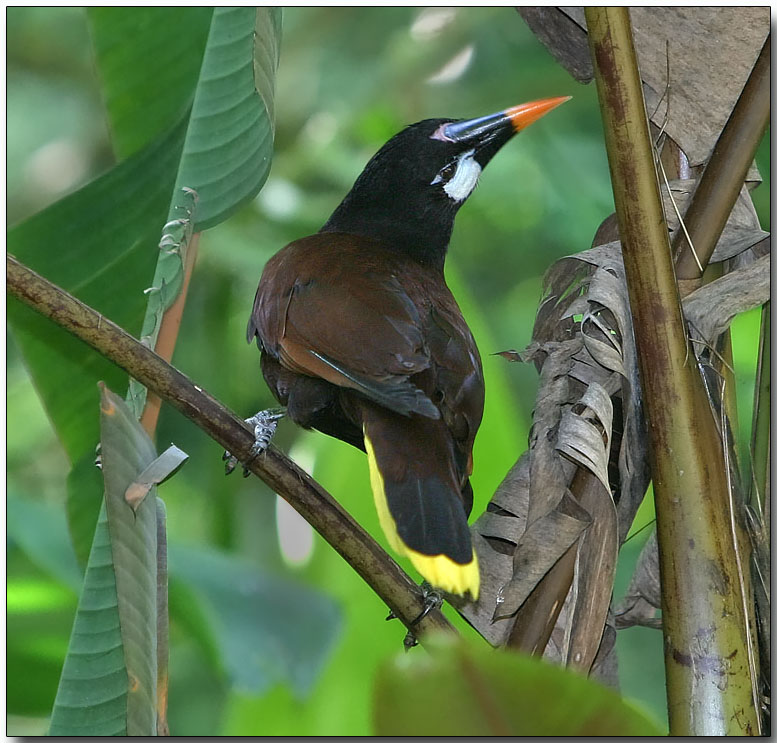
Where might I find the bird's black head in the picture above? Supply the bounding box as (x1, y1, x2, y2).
(321, 97, 570, 271)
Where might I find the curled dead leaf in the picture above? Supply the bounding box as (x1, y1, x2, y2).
(124, 444, 188, 512)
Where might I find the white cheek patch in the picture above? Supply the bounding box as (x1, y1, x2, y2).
(432, 149, 481, 202)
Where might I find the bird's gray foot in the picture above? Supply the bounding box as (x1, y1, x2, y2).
(223, 408, 286, 476)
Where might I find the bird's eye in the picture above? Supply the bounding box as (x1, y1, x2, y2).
(433, 162, 458, 185)
(430, 149, 480, 201)
(440, 163, 457, 182)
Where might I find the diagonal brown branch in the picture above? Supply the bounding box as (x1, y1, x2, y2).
(6, 251, 455, 642)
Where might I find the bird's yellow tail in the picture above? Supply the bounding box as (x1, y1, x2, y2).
(363, 426, 479, 600)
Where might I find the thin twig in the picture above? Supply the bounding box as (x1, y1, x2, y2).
(656, 155, 703, 274)
(647, 45, 704, 276)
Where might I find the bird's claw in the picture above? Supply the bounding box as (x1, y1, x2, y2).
(404, 584, 443, 650)
(386, 581, 444, 650)
(224, 408, 286, 476)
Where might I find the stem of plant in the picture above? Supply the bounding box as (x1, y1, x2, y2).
(673, 35, 770, 287)
(749, 302, 770, 519)
(139, 231, 199, 734)
(140, 233, 200, 437)
(6, 252, 456, 643)
(586, 7, 760, 735)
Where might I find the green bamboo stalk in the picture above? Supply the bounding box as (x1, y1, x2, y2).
(749, 302, 771, 518)
(748, 302, 770, 716)
(585, 8, 760, 735)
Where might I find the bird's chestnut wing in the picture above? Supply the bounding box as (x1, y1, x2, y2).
(248, 236, 439, 418)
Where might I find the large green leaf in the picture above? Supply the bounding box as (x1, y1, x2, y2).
(7, 120, 186, 567)
(130, 6, 282, 416)
(49, 386, 165, 735)
(373, 634, 664, 736)
(98, 384, 161, 735)
(48, 504, 126, 736)
(7, 494, 83, 591)
(177, 6, 281, 232)
(88, 7, 213, 159)
(10, 6, 282, 520)
(6, 120, 185, 464)
(8, 488, 341, 724)
(168, 543, 341, 697)
(10, 13, 210, 566)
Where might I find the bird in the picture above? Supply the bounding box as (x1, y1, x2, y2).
(242, 96, 569, 601)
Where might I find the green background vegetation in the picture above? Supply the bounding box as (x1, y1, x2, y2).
(7, 7, 769, 735)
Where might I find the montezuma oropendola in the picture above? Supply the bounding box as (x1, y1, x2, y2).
(244, 96, 569, 600)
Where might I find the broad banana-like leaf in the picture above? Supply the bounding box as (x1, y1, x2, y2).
(49, 385, 169, 735)
(373, 633, 664, 735)
(168, 544, 341, 697)
(88, 7, 213, 159)
(10, 9, 282, 558)
(130, 6, 282, 415)
(48, 504, 128, 736)
(6, 121, 184, 465)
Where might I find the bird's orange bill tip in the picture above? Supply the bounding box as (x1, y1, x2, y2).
(505, 96, 572, 132)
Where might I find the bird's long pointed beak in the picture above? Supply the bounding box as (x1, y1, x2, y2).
(441, 96, 571, 143)
(504, 96, 572, 132)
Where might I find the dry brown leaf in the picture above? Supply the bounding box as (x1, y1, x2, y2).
(494, 492, 591, 621)
(124, 444, 188, 512)
(551, 243, 651, 538)
(469, 10, 770, 686)
(683, 253, 770, 344)
(462, 241, 649, 660)
(613, 531, 663, 630)
(631, 7, 768, 168)
(517, 7, 593, 82)
(663, 179, 769, 263)
(463, 219, 767, 658)
(557, 382, 614, 494)
(561, 475, 619, 673)
(557, 8, 768, 166)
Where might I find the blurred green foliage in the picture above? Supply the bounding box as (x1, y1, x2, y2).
(7, 7, 768, 736)
(373, 633, 664, 735)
